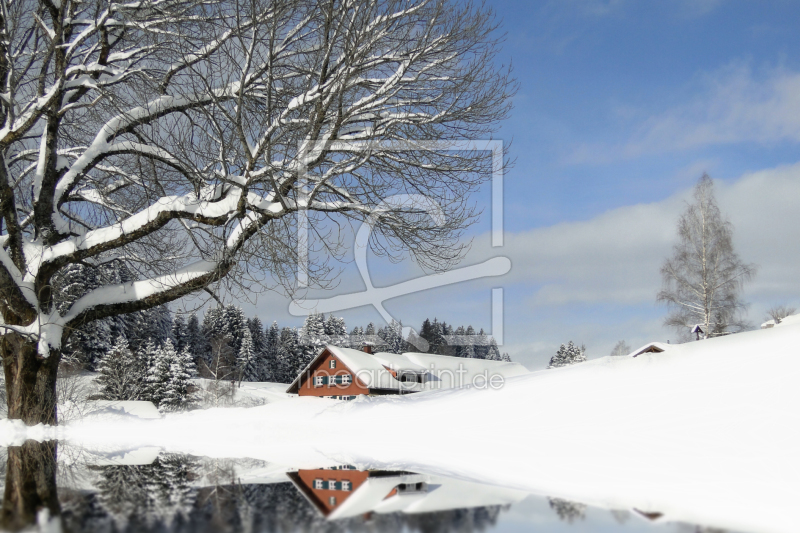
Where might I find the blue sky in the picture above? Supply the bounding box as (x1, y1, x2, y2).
(218, 0, 800, 369)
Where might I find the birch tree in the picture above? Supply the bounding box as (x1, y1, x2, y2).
(658, 175, 756, 340)
(0, 0, 513, 423)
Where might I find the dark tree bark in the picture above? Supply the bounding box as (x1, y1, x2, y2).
(1, 333, 59, 425)
(0, 440, 61, 532)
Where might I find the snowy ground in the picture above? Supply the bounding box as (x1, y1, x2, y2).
(3, 321, 800, 533)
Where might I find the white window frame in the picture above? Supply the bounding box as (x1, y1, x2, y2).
(314, 479, 323, 489)
(330, 359, 336, 369)
(342, 480, 351, 491)
(341, 374, 351, 385)
(314, 376, 323, 387)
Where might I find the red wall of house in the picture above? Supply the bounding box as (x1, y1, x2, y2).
(297, 350, 370, 397)
(295, 468, 371, 515)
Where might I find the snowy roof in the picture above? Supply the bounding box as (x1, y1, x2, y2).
(324, 472, 529, 519)
(629, 342, 670, 357)
(286, 345, 530, 394)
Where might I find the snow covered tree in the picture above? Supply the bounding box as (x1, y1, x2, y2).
(144, 341, 172, 407)
(276, 327, 303, 383)
(300, 312, 327, 361)
(547, 341, 586, 369)
(160, 347, 198, 412)
(658, 175, 757, 340)
(185, 313, 205, 366)
(383, 320, 406, 354)
(262, 321, 281, 382)
(236, 326, 257, 385)
(95, 337, 145, 401)
(324, 315, 348, 347)
(0, 0, 513, 424)
(170, 315, 189, 354)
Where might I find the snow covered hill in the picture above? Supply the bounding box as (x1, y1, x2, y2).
(4, 321, 800, 533)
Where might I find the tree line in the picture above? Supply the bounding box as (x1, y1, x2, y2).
(90, 296, 511, 409)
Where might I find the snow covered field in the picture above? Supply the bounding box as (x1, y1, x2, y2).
(3, 320, 800, 533)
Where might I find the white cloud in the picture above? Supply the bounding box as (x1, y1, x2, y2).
(465, 162, 800, 366)
(630, 64, 800, 154)
(569, 64, 800, 163)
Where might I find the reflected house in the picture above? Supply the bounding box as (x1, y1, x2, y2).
(287, 467, 529, 519)
(285, 345, 529, 399)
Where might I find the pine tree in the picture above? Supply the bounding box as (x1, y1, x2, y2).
(185, 313, 205, 365)
(144, 340, 172, 406)
(383, 320, 405, 354)
(349, 326, 365, 350)
(96, 337, 145, 400)
(547, 341, 586, 369)
(262, 321, 281, 382)
(474, 328, 490, 359)
(365, 322, 376, 340)
(223, 305, 248, 354)
(277, 327, 302, 383)
(170, 314, 188, 353)
(486, 338, 502, 361)
(236, 326, 257, 384)
(300, 312, 326, 361)
(160, 347, 198, 412)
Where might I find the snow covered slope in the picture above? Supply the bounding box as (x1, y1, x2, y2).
(4, 322, 800, 533)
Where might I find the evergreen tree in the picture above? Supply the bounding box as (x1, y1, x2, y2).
(463, 325, 477, 358)
(474, 328, 490, 359)
(185, 312, 205, 365)
(324, 314, 348, 347)
(300, 312, 326, 360)
(223, 305, 248, 354)
(547, 341, 587, 369)
(486, 338, 502, 361)
(95, 337, 144, 401)
(383, 320, 405, 354)
(262, 321, 281, 382)
(236, 326, 258, 384)
(349, 326, 365, 350)
(144, 340, 172, 406)
(160, 346, 198, 412)
(365, 322, 376, 342)
(171, 314, 188, 353)
(277, 327, 302, 383)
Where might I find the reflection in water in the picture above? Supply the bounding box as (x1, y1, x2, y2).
(0, 440, 60, 532)
(1, 443, 508, 532)
(548, 497, 586, 524)
(0, 444, 722, 533)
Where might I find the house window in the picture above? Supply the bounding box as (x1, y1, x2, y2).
(329, 496, 337, 506)
(341, 374, 351, 385)
(329, 480, 338, 490)
(314, 376, 323, 387)
(314, 479, 323, 489)
(342, 480, 351, 491)
(330, 359, 336, 369)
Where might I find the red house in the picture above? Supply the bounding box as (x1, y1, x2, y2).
(285, 345, 529, 399)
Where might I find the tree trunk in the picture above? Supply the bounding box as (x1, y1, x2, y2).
(0, 440, 61, 532)
(1, 333, 60, 425)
